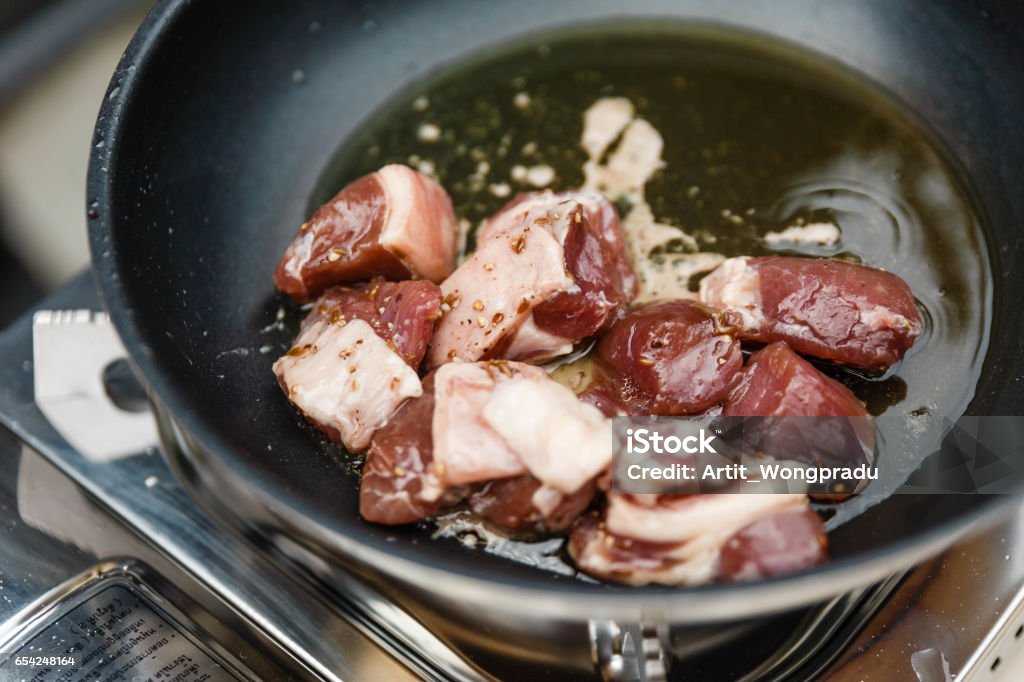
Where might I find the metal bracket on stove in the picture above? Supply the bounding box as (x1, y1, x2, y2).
(32, 309, 158, 461)
(589, 619, 671, 682)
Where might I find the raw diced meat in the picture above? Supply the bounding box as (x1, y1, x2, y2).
(425, 208, 572, 368)
(578, 381, 631, 417)
(273, 318, 422, 451)
(275, 164, 457, 300)
(481, 377, 612, 495)
(603, 492, 806, 544)
(374, 166, 457, 281)
(426, 191, 636, 367)
(589, 300, 744, 415)
(359, 380, 446, 524)
(469, 475, 597, 535)
(724, 342, 869, 417)
(530, 192, 637, 340)
(699, 256, 922, 370)
(474, 191, 560, 242)
(361, 360, 607, 527)
(303, 279, 441, 368)
(570, 513, 699, 586)
(431, 361, 548, 485)
(717, 509, 828, 582)
(274, 277, 441, 452)
(723, 342, 874, 498)
(569, 493, 821, 586)
(480, 191, 637, 342)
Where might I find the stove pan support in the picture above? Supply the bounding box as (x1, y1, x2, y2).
(32, 309, 158, 461)
(0, 288, 437, 681)
(589, 620, 671, 681)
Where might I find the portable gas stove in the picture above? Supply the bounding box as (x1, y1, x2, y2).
(0, 274, 1022, 681)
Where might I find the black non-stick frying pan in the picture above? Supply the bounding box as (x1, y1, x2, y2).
(87, 0, 1024, 676)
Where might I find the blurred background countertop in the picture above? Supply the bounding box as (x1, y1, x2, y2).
(0, 0, 152, 327)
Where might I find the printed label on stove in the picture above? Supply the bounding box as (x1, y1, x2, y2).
(0, 583, 241, 681)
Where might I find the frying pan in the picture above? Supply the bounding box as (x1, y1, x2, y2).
(87, 0, 1024, 676)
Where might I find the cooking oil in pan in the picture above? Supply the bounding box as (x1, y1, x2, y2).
(315, 23, 993, 564)
(319, 22, 991, 419)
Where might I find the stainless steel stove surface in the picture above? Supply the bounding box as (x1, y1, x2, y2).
(0, 274, 1022, 681)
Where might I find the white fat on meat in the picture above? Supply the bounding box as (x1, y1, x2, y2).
(531, 485, 570, 518)
(606, 493, 806, 544)
(274, 318, 422, 451)
(482, 377, 612, 495)
(475, 190, 614, 362)
(430, 361, 547, 486)
(570, 525, 724, 587)
(426, 206, 574, 369)
(476, 192, 574, 244)
(578, 494, 808, 586)
(859, 305, 916, 331)
(377, 164, 457, 281)
(501, 313, 574, 361)
(282, 230, 314, 282)
(698, 256, 765, 330)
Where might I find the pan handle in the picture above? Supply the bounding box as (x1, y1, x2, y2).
(589, 619, 671, 681)
(32, 309, 158, 461)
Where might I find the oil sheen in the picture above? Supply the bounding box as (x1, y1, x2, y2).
(313, 23, 992, 562)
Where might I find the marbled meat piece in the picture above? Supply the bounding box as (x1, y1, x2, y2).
(427, 191, 636, 367)
(426, 207, 572, 368)
(699, 256, 921, 370)
(302, 279, 441, 368)
(430, 361, 548, 485)
(481, 191, 637, 344)
(361, 360, 608, 527)
(723, 341, 874, 498)
(717, 508, 828, 582)
(359, 378, 446, 525)
(723, 342, 870, 418)
(481, 376, 612, 495)
(275, 164, 457, 300)
(469, 475, 597, 536)
(273, 318, 422, 451)
(589, 300, 743, 415)
(569, 493, 824, 586)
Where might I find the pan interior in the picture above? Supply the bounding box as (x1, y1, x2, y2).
(94, 0, 1021, 595)
(297, 23, 992, 572)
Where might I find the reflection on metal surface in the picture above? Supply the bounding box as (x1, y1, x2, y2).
(0, 436, 97, 634)
(265, 532, 491, 682)
(589, 620, 670, 682)
(739, 573, 906, 680)
(15, 442, 141, 559)
(0, 446, 296, 681)
(0, 280, 422, 681)
(911, 648, 953, 682)
(32, 309, 157, 460)
(821, 506, 1024, 680)
(958, 554, 1024, 681)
